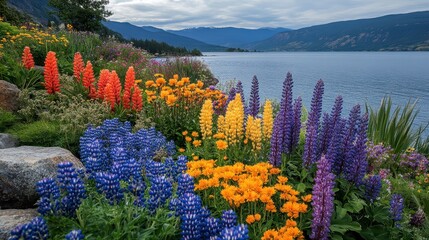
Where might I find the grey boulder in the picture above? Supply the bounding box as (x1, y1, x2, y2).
(0, 80, 20, 112)
(0, 146, 84, 209)
(0, 133, 19, 149)
(0, 209, 38, 240)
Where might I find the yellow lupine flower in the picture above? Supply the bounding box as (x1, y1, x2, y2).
(199, 99, 214, 139)
(250, 118, 262, 151)
(217, 115, 226, 135)
(224, 94, 244, 145)
(262, 100, 274, 141)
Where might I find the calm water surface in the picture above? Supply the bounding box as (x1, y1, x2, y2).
(199, 52, 429, 133)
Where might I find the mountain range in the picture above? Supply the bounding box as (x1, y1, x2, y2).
(6, 0, 429, 52)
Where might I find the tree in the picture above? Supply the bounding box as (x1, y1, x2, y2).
(48, 0, 112, 32)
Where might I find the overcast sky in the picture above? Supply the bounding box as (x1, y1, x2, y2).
(106, 0, 429, 30)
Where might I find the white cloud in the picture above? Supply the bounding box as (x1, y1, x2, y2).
(106, 0, 429, 29)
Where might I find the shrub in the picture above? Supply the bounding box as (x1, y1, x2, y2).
(0, 109, 16, 132)
(7, 120, 62, 146)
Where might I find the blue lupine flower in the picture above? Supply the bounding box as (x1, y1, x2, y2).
(148, 176, 173, 213)
(179, 193, 203, 240)
(57, 162, 78, 191)
(207, 217, 222, 237)
(221, 210, 238, 229)
(345, 114, 368, 186)
(269, 114, 283, 167)
(177, 174, 195, 197)
(37, 177, 61, 215)
(95, 172, 123, 204)
(364, 175, 382, 203)
(225, 87, 237, 109)
(319, 96, 343, 155)
(280, 72, 294, 153)
(390, 194, 404, 227)
(61, 177, 86, 216)
(291, 96, 302, 151)
(65, 229, 85, 240)
(217, 224, 249, 240)
(9, 216, 49, 240)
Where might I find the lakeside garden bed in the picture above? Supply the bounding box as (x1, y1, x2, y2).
(1, 19, 429, 240)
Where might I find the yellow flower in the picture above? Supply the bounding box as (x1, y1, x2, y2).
(156, 77, 166, 86)
(166, 94, 177, 106)
(213, 132, 226, 139)
(145, 80, 155, 88)
(135, 79, 142, 84)
(406, 147, 415, 153)
(216, 140, 228, 150)
(224, 94, 244, 145)
(154, 73, 164, 78)
(199, 99, 214, 139)
(262, 100, 274, 141)
(193, 155, 199, 160)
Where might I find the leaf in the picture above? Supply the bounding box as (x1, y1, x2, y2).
(359, 225, 390, 240)
(296, 183, 306, 192)
(344, 197, 365, 213)
(331, 233, 343, 240)
(331, 206, 362, 234)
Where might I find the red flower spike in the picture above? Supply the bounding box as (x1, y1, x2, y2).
(131, 85, 143, 112)
(43, 51, 60, 94)
(73, 52, 84, 82)
(109, 70, 122, 104)
(97, 69, 111, 100)
(122, 66, 135, 109)
(82, 61, 96, 98)
(104, 82, 116, 111)
(22, 46, 35, 70)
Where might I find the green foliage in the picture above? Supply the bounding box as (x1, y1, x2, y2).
(132, 39, 202, 56)
(7, 120, 62, 146)
(0, 62, 44, 90)
(48, 0, 112, 32)
(366, 96, 423, 154)
(46, 190, 180, 240)
(0, 0, 31, 26)
(0, 109, 16, 132)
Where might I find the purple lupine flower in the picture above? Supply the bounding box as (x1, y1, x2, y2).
(280, 72, 294, 153)
(61, 177, 86, 217)
(145, 159, 167, 181)
(179, 193, 203, 240)
(345, 114, 368, 186)
(303, 80, 324, 168)
(390, 194, 404, 227)
(364, 175, 382, 203)
(319, 96, 343, 155)
(225, 87, 237, 108)
(336, 104, 361, 175)
(177, 174, 195, 197)
(400, 152, 429, 175)
(269, 114, 284, 167)
(65, 229, 85, 240)
(327, 118, 346, 170)
(291, 96, 303, 151)
(9, 216, 49, 240)
(235, 81, 246, 111)
(221, 210, 238, 229)
(217, 224, 249, 240)
(311, 155, 335, 240)
(410, 209, 426, 227)
(175, 155, 189, 178)
(248, 75, 260, 117)
(367, 142, 392, 173)
(307, 79, 324, 128)
(147, 175, 172, 213)
(95, 172, 123, 205)
(303, 124, 319, 168)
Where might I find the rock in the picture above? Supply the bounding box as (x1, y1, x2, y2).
(0, 133, 19, 149)
(0, 80, 21, 112)
(0, 146, 84, 209)
(0, 209, 38, 240)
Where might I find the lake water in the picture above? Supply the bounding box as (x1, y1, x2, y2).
(199, 52, 429, 134)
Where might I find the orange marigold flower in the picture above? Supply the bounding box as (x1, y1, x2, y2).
(216, 140, 228, 150)
(166, 94, 177, 106)
(123, 66, 135, 109)
(191, 131, 199, 137)
(131, 86, 143, 112)
(193, 155, 199, 161)
(73, 52, 84, 81)
(196, 80, 204, 88)
(97, 69, 110, 100)
(245, 215, 255, 224)
(43, 51, 60, 94)
(254, 213, 261, 221)
(82, 61, 97, 99)
(277, 176, 289, 184)
(182, 131, 188, 136)
(179, 148, 185, 153)
(22, 46, 34, 70)
(269, 168, 281, 175)
(185, 136, 192, 142)
(156, 77, 166, 86)
(193, 140, 202, 147)
(173, 74, 179, 80)
(169, 78, 177, 86)
(145, 80, 155, 88)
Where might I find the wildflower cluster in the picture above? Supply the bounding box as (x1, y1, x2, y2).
(9, 217, 49, 240)
(187, 159, 309, 239)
